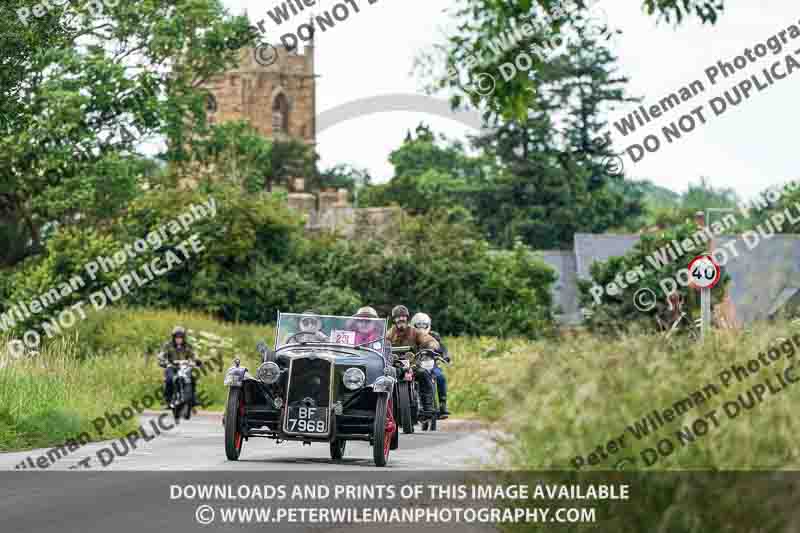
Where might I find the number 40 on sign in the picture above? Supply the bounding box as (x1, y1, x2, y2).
(688, 255, 721, 290)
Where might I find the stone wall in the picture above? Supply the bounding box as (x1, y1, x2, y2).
(287, 192, 403, 240)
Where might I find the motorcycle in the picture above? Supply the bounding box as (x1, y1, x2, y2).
(416, 349, 449, 431)
(160, 358, 202, 422)
(391, 346, 420, 434)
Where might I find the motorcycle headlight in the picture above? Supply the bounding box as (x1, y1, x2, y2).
(343, 368, 366, 390)
(373, 375, 395, 393)
(224, 367, 246, 386)
(257, 361, 280, 384)
(419, 356, 435, 371)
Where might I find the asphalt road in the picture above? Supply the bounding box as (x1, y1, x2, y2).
(0, 412, 499, 471)
(0, 413, 503, 532)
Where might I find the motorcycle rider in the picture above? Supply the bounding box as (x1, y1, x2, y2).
(386, 305, 440, 352)
(387, 305, 440, 418)
(158, 326, 201, 407)
(411, 312, 450, 419)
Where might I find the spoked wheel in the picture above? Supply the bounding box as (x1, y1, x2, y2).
(224, 388, 245, 460)
(181, 384, 193, 420)
(172, 383, 183, 423)
(398, 382, 414, 434)
(330, 439, 346, 461)
(373, 393, 395, 467)
(410, 382, 420, 427)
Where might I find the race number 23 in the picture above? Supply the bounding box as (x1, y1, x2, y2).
(331, 329, 356, 345)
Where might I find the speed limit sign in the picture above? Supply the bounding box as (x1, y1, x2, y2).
(688, 255, 720, 290)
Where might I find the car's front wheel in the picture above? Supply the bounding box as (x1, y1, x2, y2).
(373, 393, 395, 467)
(224, 388, 245, 460)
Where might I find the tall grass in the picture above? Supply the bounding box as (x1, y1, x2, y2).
(0, 307, 508, 452)
(498, 321, 800, 470)
(13, 305, 797, 471)
(0, 308, 270, 452)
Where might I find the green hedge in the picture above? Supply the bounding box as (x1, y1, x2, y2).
(0, 185, 557, 346)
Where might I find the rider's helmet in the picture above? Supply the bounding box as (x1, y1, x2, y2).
(172, 326, 186, 341)
(391, 305, 409, 321)
(299, 310, 322, 333)
(355, 306, 379, 318)
(411, 312, 432, 334)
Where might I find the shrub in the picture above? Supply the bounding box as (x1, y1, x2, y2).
(0, 188, 557, 346)
(578, 221, 730, 335)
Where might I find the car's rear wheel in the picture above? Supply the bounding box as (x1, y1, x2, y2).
(373, 394, 394, 467)
(398, 382, 413, 434)
(330, 439, 346, 461)
(225, 388, 245, 460)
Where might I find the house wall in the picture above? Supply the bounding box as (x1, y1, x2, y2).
(541, 251, 581, 325)
(714, 234, 800, 325)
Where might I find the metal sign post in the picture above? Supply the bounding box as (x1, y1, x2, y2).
(700, 287, 711, 343)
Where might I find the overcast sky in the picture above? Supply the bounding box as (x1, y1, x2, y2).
(221, 0, 799, 200)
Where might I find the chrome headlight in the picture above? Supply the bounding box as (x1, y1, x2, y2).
(257, 362, 281, 384)
(343, 368, 366, 390)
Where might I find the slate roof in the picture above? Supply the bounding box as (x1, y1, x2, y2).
(574, 233, 642, 280)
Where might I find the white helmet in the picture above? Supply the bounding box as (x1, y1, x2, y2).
(411, 312, 432, 334)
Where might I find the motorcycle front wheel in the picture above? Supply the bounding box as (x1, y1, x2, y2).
(330, 439, 346, 461)
(181, 383, 193, 420)
(410, 382, 420, 427)
(172, 383, 182, 423)
(397, 382, 414, 434)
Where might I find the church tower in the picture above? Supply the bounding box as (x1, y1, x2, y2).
(202, 41, 317, 151)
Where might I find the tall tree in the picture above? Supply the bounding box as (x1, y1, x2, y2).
(190, 121, 273, 192)
(468, 28, 643, 249)
(359, 124, 495, 216)
(419, 0, 725, 119)
(0, 0, 255, 264)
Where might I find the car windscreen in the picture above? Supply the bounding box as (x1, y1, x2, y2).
(275, 313, 387, 352)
